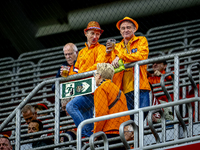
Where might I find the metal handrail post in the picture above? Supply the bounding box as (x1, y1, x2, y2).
(134, 63, 140, 125)
(139, 110, 144, 149)
(54, 80, 60, 149)
(15, 108, 21, 150)
(174, 55, 181, 139)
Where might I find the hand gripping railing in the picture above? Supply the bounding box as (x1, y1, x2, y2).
(160, 73, 188, 138)
(187, 62, 200, 123)
(147, 109, 166, 144)
(89, 131, 109, 150)
(119, 120, 139, 149)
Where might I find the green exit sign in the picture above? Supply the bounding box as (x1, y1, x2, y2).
(60, 77, 97, 99)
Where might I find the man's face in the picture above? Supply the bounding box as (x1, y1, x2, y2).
(63, 46, 77, 66)
(152, 62, 167, 72)
(120, 21, 136, 41)
(0, 138, 12, 150)
(28, 122, 39, 134)
(28, 122, 40, 138)
(22, 110, 37, 124)
(85, 30, 101, 46)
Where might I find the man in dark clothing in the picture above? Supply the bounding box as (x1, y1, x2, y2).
(20, 120, 49, 150)
(52, 43, 78, 92)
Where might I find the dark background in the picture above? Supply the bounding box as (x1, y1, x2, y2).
(0, 0, 200, 59)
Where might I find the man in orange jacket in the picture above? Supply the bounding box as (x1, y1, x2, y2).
(66, 21, 106, 137)
(106, 17, 151, 120)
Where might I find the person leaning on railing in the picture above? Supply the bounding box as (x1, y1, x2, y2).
(106, 17, 151, 121)
(93, 63, 130, 150)
(66, 21, 106, 138)
(147, 60, 174, 124)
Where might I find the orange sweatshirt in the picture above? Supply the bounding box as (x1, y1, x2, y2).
(74, 42, 106, 73)
(93, 79, 130, 134)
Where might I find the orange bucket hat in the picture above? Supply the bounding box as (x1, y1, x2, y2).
(84, 21, 104, 34)
(116, 17, 139, 31)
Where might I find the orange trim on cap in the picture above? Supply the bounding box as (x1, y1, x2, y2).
(116, 16, 139, 31)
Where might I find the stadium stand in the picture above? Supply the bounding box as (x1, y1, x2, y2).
(0, 19, 200, 149)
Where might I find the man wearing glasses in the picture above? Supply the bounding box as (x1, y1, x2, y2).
(52, 43, 78, 92)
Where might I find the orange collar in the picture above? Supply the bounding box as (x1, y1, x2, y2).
(121, 35, 139, 48)
(85, 42, 100, 49)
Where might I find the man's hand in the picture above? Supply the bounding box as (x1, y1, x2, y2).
(153, 70, 162, 77)
(111, 56, 120, 68)
(60, 66, 68, 77)
(106, 42, 115, 53)
(60, 66, 65, 76)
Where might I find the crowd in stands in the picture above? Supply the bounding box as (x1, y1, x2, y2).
(2, 16, 199, 149)
(52, 16, 169, 149)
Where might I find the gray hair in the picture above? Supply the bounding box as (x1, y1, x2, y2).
(63, 43, 78, 52)
(21, 104, 35, 114)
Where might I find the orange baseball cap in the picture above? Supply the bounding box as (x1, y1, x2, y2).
(84, 21, 104, 34)
(116, 17, 139, 31)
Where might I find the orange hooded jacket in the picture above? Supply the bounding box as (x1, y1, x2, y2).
(93, 79, 130, 134)
(113, 35, 151, 94)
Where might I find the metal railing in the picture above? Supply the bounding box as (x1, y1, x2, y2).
(0, 49, 200, 149)
(0, 17, 200, 148)
(76, 49, 200, 149)
(1, 19, 200, 118)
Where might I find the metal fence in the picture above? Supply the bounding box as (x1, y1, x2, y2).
(1, 48, 200, 149)
(0, 2, 200, 148)
(1, 0, 200, 59)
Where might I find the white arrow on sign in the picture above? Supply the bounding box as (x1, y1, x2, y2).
(81, 82, 90, 92)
